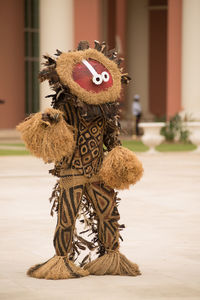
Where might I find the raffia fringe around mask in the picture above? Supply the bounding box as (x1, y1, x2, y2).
(16, 108, 75, 163)
(84, 251, 141, 276)
(99, 146, 144, 190)
(27, 256, 89, 279)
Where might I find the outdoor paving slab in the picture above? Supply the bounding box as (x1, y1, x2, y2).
(0, 153, 200, 300)
(0, 146, 26, 150)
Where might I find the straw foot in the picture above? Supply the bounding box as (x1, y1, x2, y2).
(27, 255, 89, 279)
(84, 251, 141, 276)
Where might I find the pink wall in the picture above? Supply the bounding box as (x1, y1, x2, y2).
(116, 0, 127, 57)
(0, 0, 25, 128)
(74, 0, 101, 48)
(116, 0, 127, 104)
(74, 0, 127, 56)
(74, 0, 127, 106)
(167, 0, 182, 119)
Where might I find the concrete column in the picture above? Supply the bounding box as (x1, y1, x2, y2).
(127, 0, 149, 119)
(167, 0, 182, 120)
(40, 0, 74, 111)
(182, 0, 200, 120)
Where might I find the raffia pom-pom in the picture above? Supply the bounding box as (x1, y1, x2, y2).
(84, 251, 141, 276)
(16, 108, 75, 163)
(99, 146, 143, 190)
(27, 255, 89, 279)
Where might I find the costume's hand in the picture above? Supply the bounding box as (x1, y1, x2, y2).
(99, 146, 143, 190)
(17, 108, 75, 163)
(41, 110, 61, 125)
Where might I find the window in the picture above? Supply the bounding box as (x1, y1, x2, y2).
(24, 0, 39, 114)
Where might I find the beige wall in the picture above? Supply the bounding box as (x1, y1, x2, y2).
(127, 0, 149, 119)
(40, 0, 74, 111)
(182, 0, 200, 120)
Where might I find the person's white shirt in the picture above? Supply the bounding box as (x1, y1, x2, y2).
(132, 101, 142, 116)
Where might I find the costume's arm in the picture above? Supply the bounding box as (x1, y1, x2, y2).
(17, 108, 75, 163)
(103, 117, 121, 151)
(100, 116, 143, 190)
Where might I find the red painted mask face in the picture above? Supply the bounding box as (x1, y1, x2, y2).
(72, 59, 113, 93)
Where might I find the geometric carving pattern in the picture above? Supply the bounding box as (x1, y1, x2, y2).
(85, 182, 120, 251)
(53, 178, 120, 257)
(54, 184, 84, 256)
(71, 114, 104, 178)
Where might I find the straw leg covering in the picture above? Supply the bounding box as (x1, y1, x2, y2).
(85, 182, 120, 251)
(27, 177, 89, 279)
(84, 182, 141, 276)
(53, 178, 84, 256)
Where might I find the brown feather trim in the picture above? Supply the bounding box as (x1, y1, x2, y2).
(54, 49, 62, 56)
(121, 74, 131, 85)
(100, 41, 107, 54)
(94, 40, 102, 52)
(77, 40, 90, 51)
(49, 181, 61, 216)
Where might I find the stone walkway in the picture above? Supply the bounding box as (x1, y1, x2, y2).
(0, 145, 26, 150)
(0, 152, 200, 300)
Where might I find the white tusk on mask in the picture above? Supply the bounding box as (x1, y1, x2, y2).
(82, 59, 103, 85)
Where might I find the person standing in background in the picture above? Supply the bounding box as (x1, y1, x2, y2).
(132, 94, 142, 137)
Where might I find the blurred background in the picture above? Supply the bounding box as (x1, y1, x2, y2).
(0, 0, 200, 130)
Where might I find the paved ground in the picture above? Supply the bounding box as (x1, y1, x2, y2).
(0, 152, 200, 300)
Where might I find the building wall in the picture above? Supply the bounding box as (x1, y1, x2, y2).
(182, 0, 200, 120)
(1, 0, 199, 129)
(127, 0, 149, 118)
(0, 0, 25, 128)
(74, 0, 101, 48)
(166, 0, 182, 119)
(148, 1, 167, 118)
(40, 0, 74, 111)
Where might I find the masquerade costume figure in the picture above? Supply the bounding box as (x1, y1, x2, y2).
(17, 41, 143, 280)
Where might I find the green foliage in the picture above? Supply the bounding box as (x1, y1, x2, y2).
(121, 140, 196, 152)
(0, 143, 25, 147)
(180, 130, 190, 143)
(156, 142, 196, 152)
(0, 149, 30, 156)
(122, 140, 196, 152)
(160, 114, 190, 143)
(0, 140, 196, 155)
(122, 140, 149, 152)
